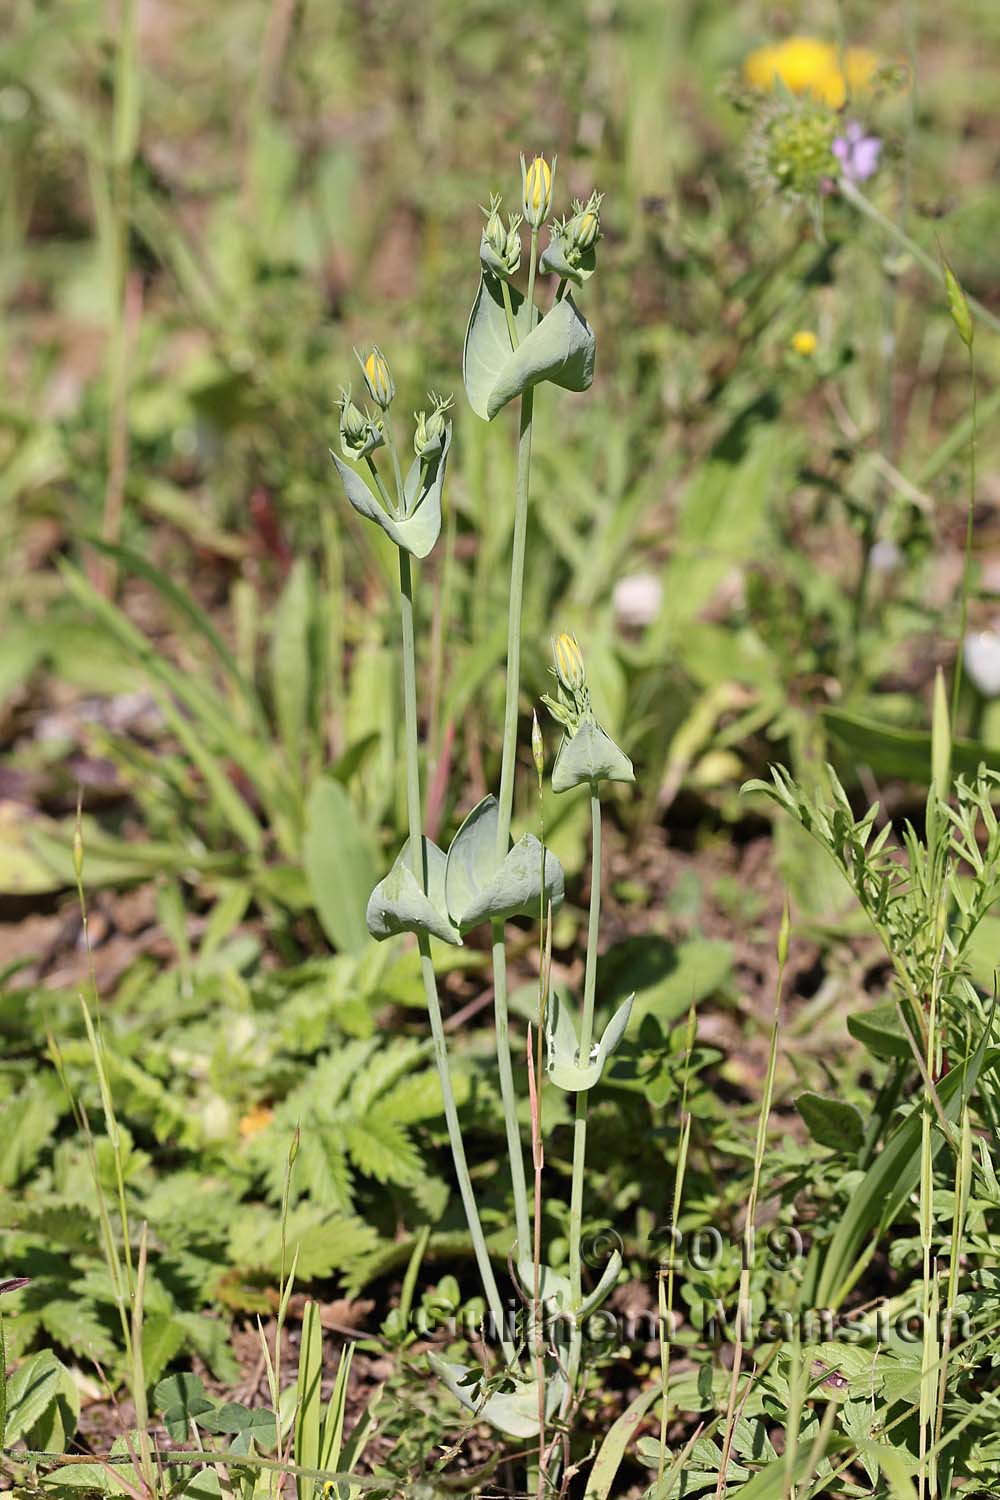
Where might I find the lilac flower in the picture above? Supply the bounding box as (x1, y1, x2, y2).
(833, 120, 882, 182)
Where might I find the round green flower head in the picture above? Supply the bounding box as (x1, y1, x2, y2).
(765, 99, 837, 198)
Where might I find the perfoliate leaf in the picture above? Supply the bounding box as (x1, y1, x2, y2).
(444, 795, 564, 931)
(463, 275, 596, 421)
(545, 990, 634, 1091)
(538, 230, 597, 285)
(366, 837, 461, 946)
(551, 721, 635, 794)
(330, 425, 452, 558)
(427, 1354, 566, 1438)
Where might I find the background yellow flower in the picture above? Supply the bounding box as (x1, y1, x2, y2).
(744, 35, 878, 107)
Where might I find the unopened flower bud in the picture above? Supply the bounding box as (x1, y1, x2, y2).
(483, 195, 507, 257)
(553, 631, 586, 694)
(338, 387, 382, 461)
(480, 195, 522, 279)
(357, 345, 395, 409)
(531, 710, 544, 782)
(413, 392, 453, 460)
(521, 153, 555, 230)
(565, 192, 603, 253)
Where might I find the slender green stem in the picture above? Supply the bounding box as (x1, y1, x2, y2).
(841, 180, 1000, 338)
(366, 453, 399, 519)
(566, 788, 603, 1399)
(501, 279, 520, 351)
(951, 347, 977, 727)
(490, 926, 531, 1256)
(490, 227, 542, 1261)
(716, 915, 787, 1500)
(525, 227, 539, 323)
(658, 1004, 696, 1485)
(397, 549, 513, 1360)
(383, 408, 407, 512)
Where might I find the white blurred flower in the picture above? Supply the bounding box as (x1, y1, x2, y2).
(870, 539, 902, 574)
(963, 630, 1000, 698)
(613, 572, 662, 628)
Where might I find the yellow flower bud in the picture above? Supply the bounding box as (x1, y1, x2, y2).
(566, 192, 603, 253)
(553, 631, 586, 694)
(790, 329, 818, 356)
(521, 153, 555, 229)
(358, 344, 395, 408)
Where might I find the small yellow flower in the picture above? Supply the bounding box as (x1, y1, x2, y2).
(743, 36, 879, 108)
(791, 329, 818, 356)
(521, 153, 554, 229)
(553, 631, 586, 693)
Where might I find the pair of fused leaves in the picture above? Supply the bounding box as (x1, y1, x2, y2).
(330, 423, 452, 559)
(552, 720, 634, 794)
(512, 1250, 623, 1320)
(367, 794, 564, 946)
(428, 1354, 566, 1439)
(545, 989, 634, 1091)
(463, 274, 595, 422)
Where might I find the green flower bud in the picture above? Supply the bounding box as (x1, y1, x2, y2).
(357, 344, 395, 409)
(338, 387, 383, 461)
(565, 192, 603, 253)
(520, 152, 555, 230)
(480, 194, 522, 280)
(531, 709, 544, 782)
(413, 391, 454, 460)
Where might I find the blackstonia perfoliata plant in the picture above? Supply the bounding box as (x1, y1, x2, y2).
(329, 155, 633, 1488)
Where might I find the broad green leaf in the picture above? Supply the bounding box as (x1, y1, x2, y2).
(303, 778, 379, 954)
(271, 558, 314, 778)
(584, 1382, 661, 1499)
(545, 990, 634, 1091)
(443, 795, 564, 931)
(3, 1349, 61, 1445)
(331, 426, 452, 559)
(824, 707, 1000, 784)
(428, 1354, 564, 1438)
(463, 275, 595, 420)
(795, 1092, 864, 1153)
(462, 275, 531, 420)
(551, 722, 634, 794)
(846, 1002, 912, 1060)
(599, 935, 733, 1029)
(366, 837, 461, 946)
